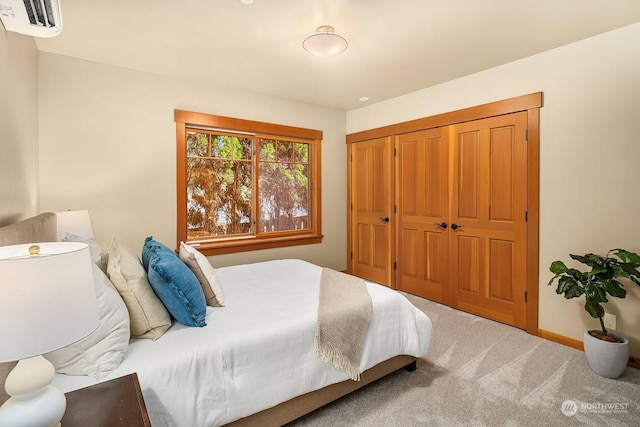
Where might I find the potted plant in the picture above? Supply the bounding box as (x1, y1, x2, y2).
(547, 248, 640, 378)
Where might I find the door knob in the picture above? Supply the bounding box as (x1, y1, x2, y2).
(379, 217, 390, 223)
(434, 222, 448, 229)
(451, 223, 461, 230)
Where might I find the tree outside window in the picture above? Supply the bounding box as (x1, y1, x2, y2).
(176, 110, 322, 255)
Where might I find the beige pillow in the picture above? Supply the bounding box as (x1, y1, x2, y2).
(107, 238, 172, 340)
(44, 265, 130, 379)
(179, 242, 224, 307)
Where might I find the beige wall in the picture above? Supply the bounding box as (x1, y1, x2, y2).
(0, 30, 39, 225)
(11, 18, 640, 358)
(348, 23, 640, 356)
(0, 28, 40, 405)
(37, 53, 348, 271)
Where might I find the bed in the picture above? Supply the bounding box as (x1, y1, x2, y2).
(0, 213, 432, 426)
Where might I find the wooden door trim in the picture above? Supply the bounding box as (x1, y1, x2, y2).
(347, 143, 353, 274)
(347, 92, 542, 336)
(346, 92, 542, 144)
(525, 107, 540, 335)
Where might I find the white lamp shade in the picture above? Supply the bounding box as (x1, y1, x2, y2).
(0, 242, 99, 362)
(56, 210, 94, 240)
(303, 26, 348, 57)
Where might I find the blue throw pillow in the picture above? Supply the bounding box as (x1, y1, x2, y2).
(141, 236, 167, 270)
(142, 237, 207, 327)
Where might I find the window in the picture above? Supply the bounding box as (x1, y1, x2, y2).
(175, 110, 323, 255)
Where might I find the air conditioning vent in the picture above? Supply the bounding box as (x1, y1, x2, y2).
(0, 0, 62, 37)
(25, 0, 57, 28)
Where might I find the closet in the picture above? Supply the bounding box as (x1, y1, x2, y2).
(348, 137, 393, 286)
(347, 93, 541, 331)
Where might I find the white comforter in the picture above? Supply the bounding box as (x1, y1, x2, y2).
(53, 259, 432, 426)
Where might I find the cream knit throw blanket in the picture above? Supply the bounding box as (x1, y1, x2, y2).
(315, 268, 372, 381)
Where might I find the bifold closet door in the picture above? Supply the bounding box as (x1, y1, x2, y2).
(449, 112, 528, 329)
(348, 137, 393, 286)
(394, 112, 527, 328)
(396, 128, 450, 304)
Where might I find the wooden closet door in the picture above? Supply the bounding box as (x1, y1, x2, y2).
(349, 137, 393, 285)
(396, 128, 449, 303)
(449, 112, 528, 329)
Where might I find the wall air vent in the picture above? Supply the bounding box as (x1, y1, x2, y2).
(0, 0, 62, 38)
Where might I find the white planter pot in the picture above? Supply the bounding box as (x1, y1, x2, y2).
(583, 330, 629, 379)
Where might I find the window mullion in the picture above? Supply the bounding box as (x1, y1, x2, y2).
(252, 137, 259, 237)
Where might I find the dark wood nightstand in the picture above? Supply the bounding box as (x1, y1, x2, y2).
(62, 373, 151, 426)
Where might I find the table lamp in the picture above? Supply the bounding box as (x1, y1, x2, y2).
(55, 210, 94, 240)
(0, 242, 99, 427)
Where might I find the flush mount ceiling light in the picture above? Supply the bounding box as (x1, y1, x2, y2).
(303, 25, 348, 57)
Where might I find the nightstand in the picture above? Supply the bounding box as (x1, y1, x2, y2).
(61, 373, 151, 426)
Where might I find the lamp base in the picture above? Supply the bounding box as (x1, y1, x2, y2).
(0, 356, 66, 427)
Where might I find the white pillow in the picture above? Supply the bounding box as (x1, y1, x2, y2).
(44, 265, 130, 380)
(62, 232, 108, 272)
(179, 242, 225, 306)
(107, 238, 172, 340)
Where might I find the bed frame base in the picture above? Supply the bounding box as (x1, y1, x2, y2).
(225, 355, 416, 427)
(404, 359, 417, 372)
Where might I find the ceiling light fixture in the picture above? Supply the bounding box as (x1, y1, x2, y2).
(303, 25, 348, 58)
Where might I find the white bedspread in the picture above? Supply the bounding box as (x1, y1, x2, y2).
(53, 259, 432, 426)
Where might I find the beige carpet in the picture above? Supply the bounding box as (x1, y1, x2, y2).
(288, 293, 640, 426)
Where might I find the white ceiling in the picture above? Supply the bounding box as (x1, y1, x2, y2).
(35, 0, 640, 111)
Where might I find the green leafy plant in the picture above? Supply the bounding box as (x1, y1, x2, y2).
(547, 249, 640, 338)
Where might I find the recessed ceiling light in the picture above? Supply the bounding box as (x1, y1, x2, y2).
(240, 0, 254, 4)
(358, 97, 370, 102)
